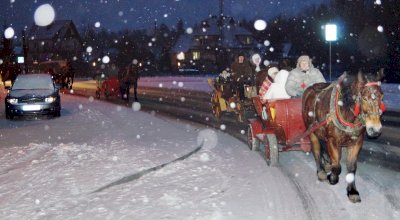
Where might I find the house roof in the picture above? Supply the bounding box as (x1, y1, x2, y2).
(28, 20, 77, 41)
(170, 34, 193, 53)
(193, 16, 252, 36)
(171, 16, 257, 53)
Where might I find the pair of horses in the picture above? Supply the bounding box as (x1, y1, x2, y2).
(302, 69, 385, 203)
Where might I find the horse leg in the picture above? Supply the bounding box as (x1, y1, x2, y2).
(310, 133, 327, 181)
(319, 140, 331, 173)
(346, 142, 362, 203)
(326, 138, 341, 185)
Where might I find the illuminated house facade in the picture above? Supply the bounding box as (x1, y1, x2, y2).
(171, 16, 261, 73)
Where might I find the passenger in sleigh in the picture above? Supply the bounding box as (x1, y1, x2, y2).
(215, 70, 236, 100)
(285, 55, 326, 97)
(261, 68, 291, 101)
(255, 66, 291, 120)
(258, 66, 291, 103)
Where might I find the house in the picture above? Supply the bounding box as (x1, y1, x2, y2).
(171, 15, 262, 73)
(27, 20, 83, 64)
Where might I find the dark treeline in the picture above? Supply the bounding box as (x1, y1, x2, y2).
(41, 0, 400, 82)
(241, 0, 400, 82)
(80, 19, 183, 76)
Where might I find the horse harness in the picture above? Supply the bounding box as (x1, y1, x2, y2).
(309, 79, 383, 135)
(290, 79, 383, 145)
(329, 80, 383, 134)
(328, 82, 364, 134)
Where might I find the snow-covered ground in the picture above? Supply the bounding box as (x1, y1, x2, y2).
(0, 77, 399, 220)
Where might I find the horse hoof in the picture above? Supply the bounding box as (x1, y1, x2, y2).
(323, 163, 332, 173)
(348, 194, 361, 203)
(317, 171, 327, 181)
(328, 173, 339, 185)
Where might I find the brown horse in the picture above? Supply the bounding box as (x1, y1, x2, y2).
(302, 69, 385, 203)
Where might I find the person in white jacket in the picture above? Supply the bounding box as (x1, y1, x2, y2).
(285, 55, 326, 97)
(262, 69, 291, 101)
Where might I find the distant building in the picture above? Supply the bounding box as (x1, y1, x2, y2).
(27, 20, 83, 64)
(171, 15, 262, 73)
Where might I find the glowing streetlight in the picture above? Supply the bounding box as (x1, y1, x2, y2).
(325, 23, 337, 81)
(177, 52, 185, 61)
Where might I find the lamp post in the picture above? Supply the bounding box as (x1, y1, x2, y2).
(325, 24, 337, 82)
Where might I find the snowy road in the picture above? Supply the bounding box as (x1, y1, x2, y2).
(0, 92, 399, 219)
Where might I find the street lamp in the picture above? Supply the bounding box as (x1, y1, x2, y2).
(325, 23, 337, 81)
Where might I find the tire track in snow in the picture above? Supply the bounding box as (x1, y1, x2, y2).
(361, 172, 400, 210)
(0, 144, 52, 176)
(75, 91, 321, 218)
(91, 143, 203, 193)
(279, 165, 322, 220)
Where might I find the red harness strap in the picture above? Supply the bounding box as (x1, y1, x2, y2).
(365, 81, 381, 87)
(335, 84, 363, 128)
(335, 80, 383, 128)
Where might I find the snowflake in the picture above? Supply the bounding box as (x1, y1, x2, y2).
(220, 124, 226, 130)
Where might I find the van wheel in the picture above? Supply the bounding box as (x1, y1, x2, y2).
(54, 110, 61, 117)
(6, 111, 14, 120)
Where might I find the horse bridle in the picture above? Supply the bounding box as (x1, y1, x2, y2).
(333, 80, 384, 131)
(354, 81, 385, 117)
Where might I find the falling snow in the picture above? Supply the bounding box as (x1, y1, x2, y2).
(102, 55, 110, 64)
(0, 78, 399, 219)
(34, 4, 55, 26)
(86, 46, 93, 53)
(4, 27, 14, 39)
(254, 19, 267, 31)
(0, 0, 399, 218)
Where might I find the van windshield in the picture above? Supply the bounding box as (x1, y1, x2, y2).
(12, 75, 54, 90)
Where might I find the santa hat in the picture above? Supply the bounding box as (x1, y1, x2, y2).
(268, 67, 279, 77)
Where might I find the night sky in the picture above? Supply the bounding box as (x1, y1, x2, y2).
(1, 0, 328, 32)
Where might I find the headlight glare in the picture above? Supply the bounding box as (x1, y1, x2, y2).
(45, 96, 56, 103)
(7, 98, 18, 104)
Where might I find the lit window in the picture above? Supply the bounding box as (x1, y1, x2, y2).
(192, 51, 200, 60)
(238, 36, 252, 45)
(245, 37, 252, 44)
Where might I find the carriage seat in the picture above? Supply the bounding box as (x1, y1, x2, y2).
(252, 96, 268, 120)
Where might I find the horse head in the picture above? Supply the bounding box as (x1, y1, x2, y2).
(354, 68, 385, 137)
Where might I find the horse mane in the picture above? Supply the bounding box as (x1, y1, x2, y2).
(338, 69, 383, 116)
(338, 73, 358, 109)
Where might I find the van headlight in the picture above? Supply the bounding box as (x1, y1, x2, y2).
(7, 98, 18, 104)
(45, 96, 56, 103)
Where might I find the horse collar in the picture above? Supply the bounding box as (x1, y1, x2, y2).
(329, 82, 364, 134)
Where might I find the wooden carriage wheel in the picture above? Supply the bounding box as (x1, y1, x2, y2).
(95, 90, 101, 99)
(265, 134, 279, 166)
(211, 93, 221, 120)
(213, 105, 221, 119)
(247, 125, 259, 151)
(235, 102, 245, 122)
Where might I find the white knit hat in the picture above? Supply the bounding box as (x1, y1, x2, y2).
(267, 67, 279, 77)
